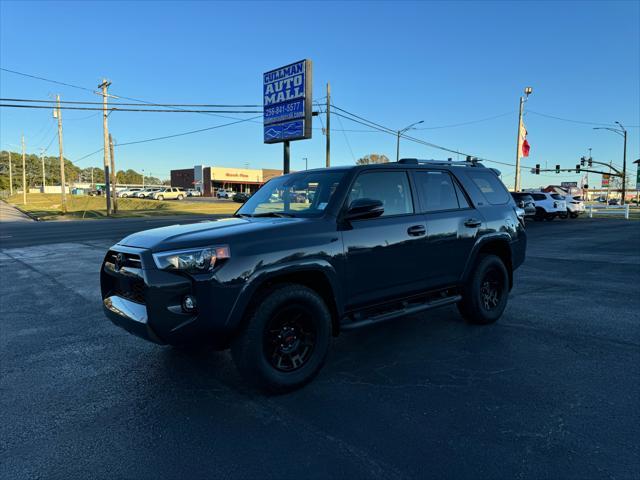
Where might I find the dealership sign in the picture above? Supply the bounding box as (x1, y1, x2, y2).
(561, 181, 578, 188)
(263, 60, 312, 144)
(601, 173, 610, 188)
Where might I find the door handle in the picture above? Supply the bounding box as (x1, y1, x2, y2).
(464, 219, 482, 228)
(407, 225, 426, 236)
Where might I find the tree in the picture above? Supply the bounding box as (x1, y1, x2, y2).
(356, 154, 390, 165)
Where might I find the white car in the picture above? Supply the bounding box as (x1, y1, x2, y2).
(217, 188, 234, 199)
(528, 192, 567, 221)
(150, 187, 186, 201)
(137, 188, 162, 198)
(118, 188, 142, 198)
(564, 195, 585, 218)
(186, 189, 202, 197)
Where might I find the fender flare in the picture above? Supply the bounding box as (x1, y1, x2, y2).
(461, 233, 513, 285)
(224, 259, 343, 332)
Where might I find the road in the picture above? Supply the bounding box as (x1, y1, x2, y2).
(1, 217, 639, 479)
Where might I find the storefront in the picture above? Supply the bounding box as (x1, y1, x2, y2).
(171, 165, 284, 197)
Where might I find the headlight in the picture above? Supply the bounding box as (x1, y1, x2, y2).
(152, 246, 230, 273)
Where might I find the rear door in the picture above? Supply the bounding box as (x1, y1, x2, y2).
(412, 169, 480, 287)
(342, 169, 431, 307)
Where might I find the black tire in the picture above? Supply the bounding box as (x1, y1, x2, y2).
(570, 212, 578, 219)
(545, 213, 555, 221)
(458, 254, 509, 325)
(534, 207, 545, 221)
(231, 283, 332, 393)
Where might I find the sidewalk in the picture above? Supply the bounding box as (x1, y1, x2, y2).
(0, 200, 35, 223)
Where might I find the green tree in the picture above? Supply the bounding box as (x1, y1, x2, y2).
(356, 154, 390, 165)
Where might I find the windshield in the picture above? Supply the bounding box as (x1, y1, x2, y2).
(237, 170, 346, 217)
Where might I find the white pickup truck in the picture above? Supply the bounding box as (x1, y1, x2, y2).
(149, 187, 186, 201)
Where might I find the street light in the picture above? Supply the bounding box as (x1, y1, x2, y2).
(594, 122, 627, 204)
(396, 120, 424, 161)
(302, 157, 308, 170)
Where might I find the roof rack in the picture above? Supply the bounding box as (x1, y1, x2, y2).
(398, 157, 484, 167)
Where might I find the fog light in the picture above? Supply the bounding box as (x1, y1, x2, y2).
(182, 295, 197, 312)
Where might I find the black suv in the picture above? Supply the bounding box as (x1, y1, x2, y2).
(101, 159, 526, 392)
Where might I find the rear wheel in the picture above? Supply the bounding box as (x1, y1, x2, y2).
(157, 195, 164, 201)
(458, 254, 509, 325)
(231, 283, 332, 393)
(534, 207, 545, 221)
(545, 213, 555, 221)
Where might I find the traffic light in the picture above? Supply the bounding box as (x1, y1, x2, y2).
(588, 157, 593, 167)
(555, 164, 560, 174)
(576, 164, 581, 173)
(535, 164, 540, 175)
(580, 157, 586, 166)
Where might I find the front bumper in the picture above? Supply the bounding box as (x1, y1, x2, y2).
(100, 245, 242, 346)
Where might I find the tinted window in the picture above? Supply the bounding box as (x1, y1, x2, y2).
(531, 193, 546, 201)
(414, 171, 464, 212)
(467, 171, 510, 205)
(348, 171, 413, 217)
(551, 194, 565, 200)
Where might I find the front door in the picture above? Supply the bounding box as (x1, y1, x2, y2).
(341, 170, 431, 308)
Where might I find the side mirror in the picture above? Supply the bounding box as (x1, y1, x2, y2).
(346, 198, 384, 221)
(517, 200, 525, 208)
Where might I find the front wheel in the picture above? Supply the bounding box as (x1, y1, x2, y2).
(157, 195, 164, 201)
(458, 254, 509, 325)
(177, 194, 184, 200)
(231, 283, 332, 393)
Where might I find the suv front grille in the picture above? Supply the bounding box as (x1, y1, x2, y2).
(104, 250, 146, 304)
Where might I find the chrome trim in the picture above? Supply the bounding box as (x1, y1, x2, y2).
(104, 262, 144, 279)
(104, 296, 148, 324)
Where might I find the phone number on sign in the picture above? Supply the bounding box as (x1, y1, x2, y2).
(264, 101, 304, 124)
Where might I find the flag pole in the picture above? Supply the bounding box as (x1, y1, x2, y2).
(514, 87, 532, 192)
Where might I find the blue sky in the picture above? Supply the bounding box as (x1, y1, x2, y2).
(1, 0, 638, 189)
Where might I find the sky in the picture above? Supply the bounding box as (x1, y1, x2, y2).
(1, 0, 639, 189)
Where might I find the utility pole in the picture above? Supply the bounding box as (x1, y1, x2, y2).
(326, 82, 330, 168)
(56, 95, 67, 213)
(21, 134, 26, 204)
(91, 167, 94, 188)
(7, 151, 12, 196)
(109, 134, 117, 213)
(99, 79, 112, 215)
(40, 148, 46, 192)
(514, 86, 533, 192)
(303, 157, 308, 170)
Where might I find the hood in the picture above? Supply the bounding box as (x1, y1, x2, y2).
(118, 216, 303, 252)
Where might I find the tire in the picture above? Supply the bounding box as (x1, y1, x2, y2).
(122, 194, 128, 198)
(231, 283, 332, 393)
(545, 213, 555, 221)
(177, 194, 184, 200)
(157, 195, 164, 201)
(570, 212, 578, 219)
(534, 208, 545, 221)
(457, 254, 509, 325)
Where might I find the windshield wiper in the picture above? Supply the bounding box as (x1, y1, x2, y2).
(251, 212, 296, 218)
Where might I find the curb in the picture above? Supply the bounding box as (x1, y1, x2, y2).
(0, 199, 41, 221)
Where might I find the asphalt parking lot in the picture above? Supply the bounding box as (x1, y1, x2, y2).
(1, 217, 639, 479)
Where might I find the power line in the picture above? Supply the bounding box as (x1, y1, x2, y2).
(414, 111, 515, 130)
(331, 101, 356, 162)
(0, 97, 263, 108)
(527, 110, 639, 127)
(0, 67, 95, 92)
(0, 103, 263, 113)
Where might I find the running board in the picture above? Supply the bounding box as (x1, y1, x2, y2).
(341, 294, 462, 331)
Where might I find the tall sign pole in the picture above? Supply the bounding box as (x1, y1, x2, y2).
(56, 95, 67, 213)
(326, 82, 330, 168)
(99, 79, 112, 215)
(109, 133, 118, 213)
(21, 134, 26, 204)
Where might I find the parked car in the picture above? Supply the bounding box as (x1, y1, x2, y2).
(565, 195, 585, 218)
(528, 192, 566, 221)
(232, 192, 252, 203)
(101, 158, 526, 392)
(510, 192, 536, 218)
(150, 187, 186, 201)
(118, 188, 143, 198)
(608, 198, 619, 206)
(136, 188, 162, 198)
(186, 189, 202, 197)
(87, 189, 103, 197)
(217, 188, 234, 199)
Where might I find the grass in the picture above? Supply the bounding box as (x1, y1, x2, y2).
(5, 193, 238, 220)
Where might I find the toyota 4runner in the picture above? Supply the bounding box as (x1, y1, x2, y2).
(101, 159, 526, 392)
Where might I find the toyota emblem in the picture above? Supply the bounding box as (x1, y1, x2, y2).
(115, 253, 126, 271)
